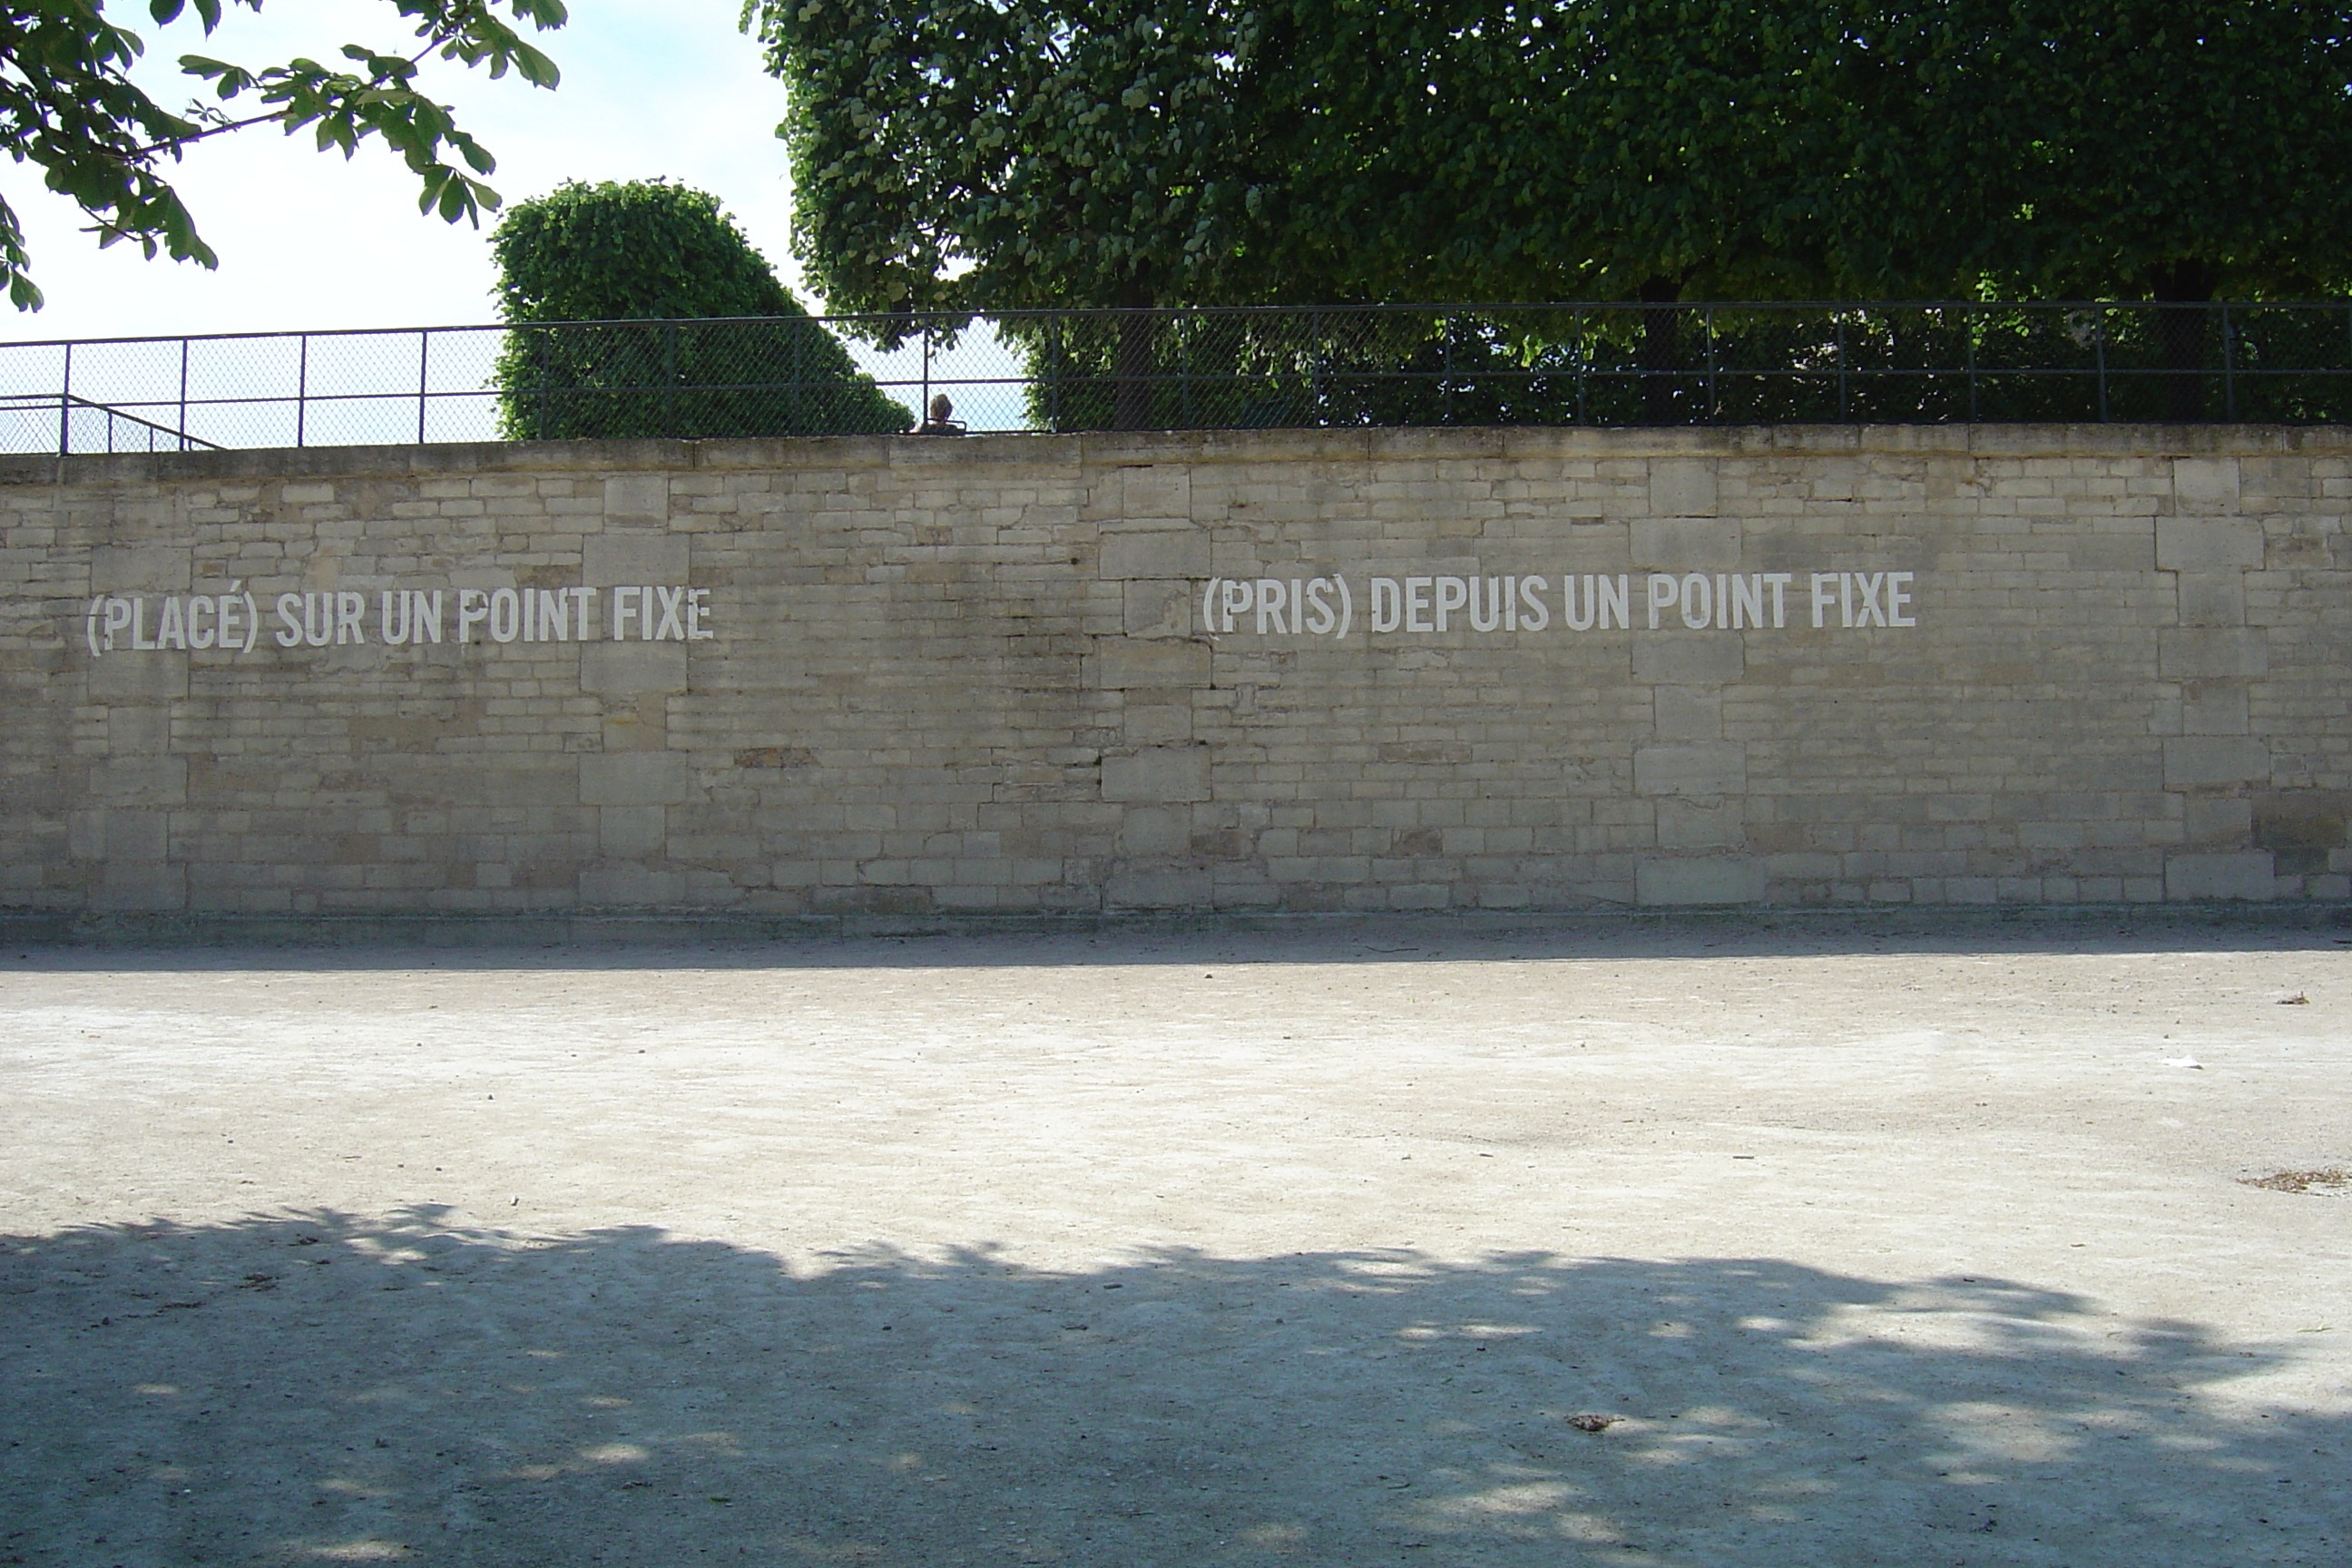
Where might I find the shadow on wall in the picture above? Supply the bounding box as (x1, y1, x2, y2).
(4, 1214, 2343, 1566)
(6, 914, 2352, 976)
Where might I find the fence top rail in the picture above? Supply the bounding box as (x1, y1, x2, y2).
(3, 299, 2347, 352)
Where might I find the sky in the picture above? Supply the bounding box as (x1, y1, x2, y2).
(6, 0, 816, 344)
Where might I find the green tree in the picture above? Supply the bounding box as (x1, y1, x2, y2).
(755, 0, 2352, 427)
(0, 0, 566, 311)
(744, 0, 1289, 427)
(488, 178, 910, 438)
(1956, 0, 2352, 417)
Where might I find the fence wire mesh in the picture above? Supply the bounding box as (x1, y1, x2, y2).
(2, 303, 2347, 455)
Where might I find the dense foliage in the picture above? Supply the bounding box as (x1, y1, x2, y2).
(749, 0, 2352, 426)
(751, 0, 2352, 311)
(0, 0, 566, 310)
(488, 179, 909, 439)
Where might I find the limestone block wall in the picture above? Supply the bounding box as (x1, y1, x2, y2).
(2, 426, 2347, 919)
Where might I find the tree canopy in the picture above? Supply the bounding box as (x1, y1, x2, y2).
(0, 0, 566, 310)
(1966, 0, 2352, 303)
(488, 178, 910, 438)
(745, 0, 1280, 318)
(750, 0, 2352, 312)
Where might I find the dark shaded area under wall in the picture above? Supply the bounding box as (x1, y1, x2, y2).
(3, 909, 2351, 971)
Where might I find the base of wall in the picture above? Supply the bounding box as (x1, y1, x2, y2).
(5, 903, 2347, 950)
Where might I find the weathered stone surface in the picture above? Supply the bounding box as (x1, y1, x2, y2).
(5, 426, 2348, 914)
(1101, 746, 1211, 804)
(1634, 743, 1747, 798)
(1637, 858, 1766, 906)
(581, 752, 691, 807)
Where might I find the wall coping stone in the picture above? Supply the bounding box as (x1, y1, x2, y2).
(7, 422, 2351, 489)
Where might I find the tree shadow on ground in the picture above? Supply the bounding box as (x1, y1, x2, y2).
(4, 1213, 2344, 1567)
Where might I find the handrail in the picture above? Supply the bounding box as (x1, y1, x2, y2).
(1, 301, 2346, 452)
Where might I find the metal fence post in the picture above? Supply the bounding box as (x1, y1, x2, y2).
(1180, 315, 1193, 428)
(1709, 307, 1721, 421)
(1310, 309, 1324, 425)
(1441, 313, 1455, 426)
(2220, 304, 2237, 422)
(535, 327, 550, 440)
(2094, 312, 2110, 423)
(178, 338, 191, 451)
(1835, 311, 1850, 421)
(921, 322, 933, 426)
(788, 318, 803, 434)
(662, 320, 678, 438)
(1965, 306, 1979, 423)
(57, 341, 72, 456)
(296, 334, 309, 448)
(1046, 318, 1062, 432)
(417, 329, 430, 445)
(1574, 309, 1587, 425)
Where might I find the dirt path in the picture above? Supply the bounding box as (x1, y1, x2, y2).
(3, 924, 2347, 1566)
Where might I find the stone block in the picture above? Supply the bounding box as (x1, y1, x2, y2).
(1106, 867, 1214, 908)
(582, 642, 688, 697)
(1631, 516, 1740, 569)
(2180, 683, 2249, 736)
(1120, 806, 1192, 855)
(2158, 627, 2268, 680)
(584, 533, 688, 586)
(89, 755, 186, 805)
(1656, 798, 1743, 848)
(2171, 457, 2240, 505)
(1651, 686, 1722, 740)
(2164, 851, 2274, 901)
(581, 751, 691, 806)
(1648, 457, 1720, 517)
(2174, 572, 2245, 627)
(1119, 465, 1191, 521)
(96, 860, 185, 911)
(1122, 704, 1192, 744)
(2156, 517, 2262, 572)
(1636, 858, 1767, 906)
(578, 863, 685, 905)
(600, 805, 668, 858)
(1093, 639, 1209, 690)
(2250, 791, 2348, 876)
(1102, 745, 1211, 803)
(1632, 636, 1744, 685)
(1101, 529, 1210, 580)
(86, 653, 187, 701)
(603, 475, 670, 526)
(69, 808, 167, 860)
(2184, 796, 2253, 844)
(1123, 581, 1191, 638)
(107, 705, 171, 752)
(90, 546, 192, 593)
(1634, 742, 1746, 797)
(2162, 736, 2269, 789)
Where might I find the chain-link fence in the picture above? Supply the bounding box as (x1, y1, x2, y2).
(4, 302, 2349, 455)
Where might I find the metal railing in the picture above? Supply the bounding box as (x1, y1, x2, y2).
(4, 301, 2349, 455)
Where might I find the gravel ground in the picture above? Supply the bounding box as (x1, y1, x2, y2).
(2, 920, 2348, 1567)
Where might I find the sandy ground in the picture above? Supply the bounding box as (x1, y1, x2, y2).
(2, 921, 2348, 1568)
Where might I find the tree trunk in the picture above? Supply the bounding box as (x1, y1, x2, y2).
(1638, 275, 1682, 425)
(2149, 260, 2220, 425)
(1114, 288, 1156, 432)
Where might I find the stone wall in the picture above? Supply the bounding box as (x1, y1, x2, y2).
(4, 426, 2348, 920)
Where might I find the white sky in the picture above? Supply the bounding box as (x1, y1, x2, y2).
(6, 0, 814, 344)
